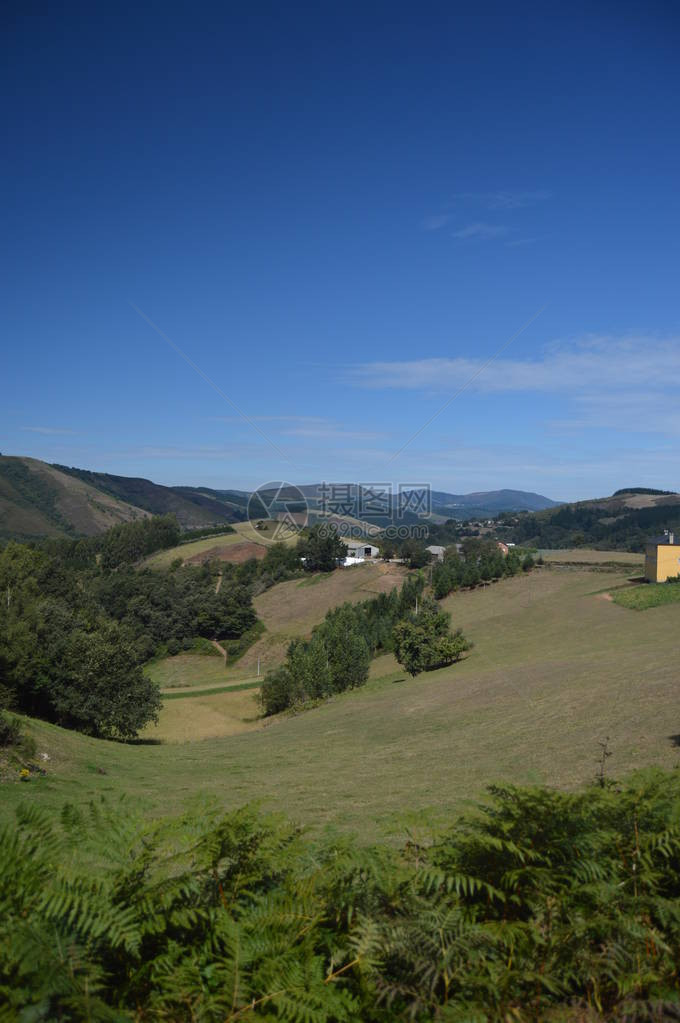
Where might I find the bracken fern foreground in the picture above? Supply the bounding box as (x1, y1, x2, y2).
(2, 770, 680, 1021)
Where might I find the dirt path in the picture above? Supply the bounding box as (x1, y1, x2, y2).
(211, 639, 227, 660)
(215, 572, 222, 594)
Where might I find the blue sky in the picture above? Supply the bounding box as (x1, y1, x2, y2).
(2, 2, 679, 500)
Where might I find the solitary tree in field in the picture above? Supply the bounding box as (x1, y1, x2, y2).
(393, 600, 470, 677)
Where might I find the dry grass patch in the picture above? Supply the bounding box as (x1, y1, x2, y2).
(144, 532, 246, 569)
(184, 541, 266, 565)
(540, 548, 643, 568)
(140, 688, 262, 743)
(242, 561, 408, 676)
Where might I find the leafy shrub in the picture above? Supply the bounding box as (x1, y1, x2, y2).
(393, 599, 470, 676)
(3, 772, 680, 1020)
(0, 710, 22, 748)
(221, 619, 265, 664)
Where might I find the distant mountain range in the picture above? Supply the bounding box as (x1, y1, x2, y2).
(0, 456, 561, 541)
(428, 488, 560, 516)
(262, 483, 559, 526)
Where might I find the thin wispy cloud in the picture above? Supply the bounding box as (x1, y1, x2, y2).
(449, 189, 551, 210)
(283, 425, 385, 441)
(422, 213, 452, 231)
(107, 444, 268, 461)
(351, 337, 680, 394)
(549, 392, 680, 437)
(21, 426, 77, 435)
(479, 189, 552, 210)
(423, 188, 551, 237)
(452, 222, 509, 240)
(210, 414, 386, 442)
(211, 415, 334, 426)
(350, 335, 680, 439)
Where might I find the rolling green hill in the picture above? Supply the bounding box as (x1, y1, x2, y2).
(55, 465, 248, 529)
(504, 488, 680, 551)
(3, 561, 678, 838)
(0, 455, 561, 540)
(0, 456, 149, 539)
(0, 456, 249, 540)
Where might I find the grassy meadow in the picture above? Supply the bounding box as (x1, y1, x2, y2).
(539, 547, 644, 570)
(227, 560, 408, 680)
(612, 580, 680, 610)
(4, 557, 679, 842)
(135, 560, 408, 741)
(144, 519, 302, 569)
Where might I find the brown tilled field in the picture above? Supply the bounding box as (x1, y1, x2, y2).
(184, 541, 267, 565)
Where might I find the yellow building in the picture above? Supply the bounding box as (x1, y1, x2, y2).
(644, 531, 680, 583)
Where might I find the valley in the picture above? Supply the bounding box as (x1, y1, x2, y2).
(4, 554, 677, 843)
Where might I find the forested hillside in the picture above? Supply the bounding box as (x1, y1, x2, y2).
(503, 489, 680, 551)
(0, 456, 148, 540)
(0, 456, 249, 541)
(0, 516, 260, 738)
(54, 465, 248, 528)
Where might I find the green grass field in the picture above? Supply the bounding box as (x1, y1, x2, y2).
(230, 560, 407, 680)
(612, 581, 680, 610)
(136, 561, 407, 741)
(144, 530, 248, 569)
(143, 519, 303, 569)
(539, 548, 644, 570)
(145, 653, 247, 690)
(4, 560, 679, 842)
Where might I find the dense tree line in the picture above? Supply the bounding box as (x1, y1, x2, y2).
(4, 771, 680, 1020)
(0, 542, 160, 738)
(98, 514, 181, 569)
(506, 501, 680, 552)
(260, 573, 469, 714)
(613, 487, 674, 496)
(432, 540, 533, 599)
(261, 575, 426, 713)
(0, 527, 259, 739)
(92, 565, 256, 663)
(0, 512, 329, 738)
(36, 513, 183, 571)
